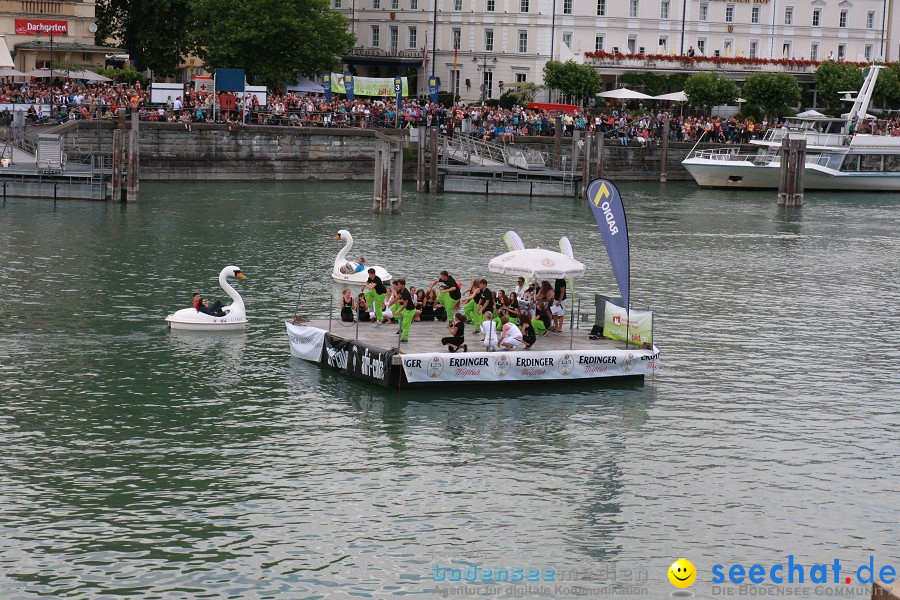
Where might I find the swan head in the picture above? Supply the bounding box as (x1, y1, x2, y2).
(334, 229, 351, 241)
(221, 265, 248, 280)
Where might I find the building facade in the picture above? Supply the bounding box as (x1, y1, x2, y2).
(335, 0, 897, 102)
(0, 0, 116, 72)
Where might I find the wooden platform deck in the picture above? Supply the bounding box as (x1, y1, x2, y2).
(305, 318, 624, 357)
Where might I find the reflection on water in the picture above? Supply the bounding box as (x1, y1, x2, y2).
(0, 182, 897, 598)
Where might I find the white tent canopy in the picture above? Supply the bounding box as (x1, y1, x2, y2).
(488, 248, 586, 279)
(796, 109, 826, 118)
(0, 37, 14, 69)
(287, 77, 325, 93)
(654, 91, 688, 102)
(24, 68, 111, 81)
(597, 87, 653, 100)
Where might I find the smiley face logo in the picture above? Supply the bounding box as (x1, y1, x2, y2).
(668, 558, 696, 588)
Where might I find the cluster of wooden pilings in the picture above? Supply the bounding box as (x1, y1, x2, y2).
(111, 108, 140, 202)
(778, 137, 806, 206)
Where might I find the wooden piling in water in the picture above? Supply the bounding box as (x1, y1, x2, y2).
(778, 137, 806, 206)
(111, 129, 122, 202)
(595, 129, 604, 179)
(581, 131, 593, 196)
(429, 126, 439, 192)
(416, 128, 426, 192)
(372, 133, 404, 213)
(660, 116, 670, 183)
(126, 109, 139, 203)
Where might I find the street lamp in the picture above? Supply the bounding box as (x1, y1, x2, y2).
(472, 53, 497, 104)
(36, 31, 55, 117)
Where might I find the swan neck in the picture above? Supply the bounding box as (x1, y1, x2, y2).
(220, 272, 244, 308)
(336, 234, 353, 263)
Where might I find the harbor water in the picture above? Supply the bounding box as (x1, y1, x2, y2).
(0, 182, 897, 598)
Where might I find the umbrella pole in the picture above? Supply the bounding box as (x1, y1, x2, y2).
(569, 290, 575, 350)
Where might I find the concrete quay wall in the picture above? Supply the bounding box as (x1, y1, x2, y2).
(50, 121, 743, 182)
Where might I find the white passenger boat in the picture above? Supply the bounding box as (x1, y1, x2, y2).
(682, 66, 900, 191)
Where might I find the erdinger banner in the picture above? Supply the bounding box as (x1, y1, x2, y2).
(330, 72, 410, 97)
(401, 349, 659, 383)
(321, 334, 395, 387)
(586, 179, 630, 309)
(603, 302, 653, 345)
(285, 322, 326, 361)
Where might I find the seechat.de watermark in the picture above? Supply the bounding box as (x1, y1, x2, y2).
(432, 563, 649, 597)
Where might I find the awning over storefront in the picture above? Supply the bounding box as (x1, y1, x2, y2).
(0, 37, 15, 69)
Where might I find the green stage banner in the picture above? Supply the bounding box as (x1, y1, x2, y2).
(603, 301, 653, 346)
(330, 73, 410, 97)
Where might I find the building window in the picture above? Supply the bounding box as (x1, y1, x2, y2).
(451, 70, 460, 98)
(725, 4, 734, 23)
(373, 0, 380, 7)
(724, 39, 733, 56)
(487, 0, 494, 11)
(660, 0, 669, 19)
(518, 30, 528, 53)
(371, 25, 380, 47)
(520, 0, 528, 12)
(452, 28, 461, 50)
(697, 38, 706, 54)
(749, 40, 758, 59)
(627, 35, 636, 53)
(699, 3, 708, 22)
(409, 26, 417, 48)
(390, 26, 398, 53)
(840, 10, 847, 27)
(865, 44, 873, 61)
(483, 71, 493, 99)
(784, 7, 793, 25)
(658, 37, 668, 53)
(334, 0, 341, 7)
(563, 0, 572, 15)
(516, 73, 527, 83)
(595, 34, 604, 51)
(410, 0, 417, 7)
(485, 29, 493, 51)
(810, 42, 818, 61)
(812, 8, 820, 27)
(597, 0, 606, 16)
(453, 0, 461, 10)
(629, 0, 638, 18)
(867, 11, 875, 29)
(391, 0, 399, 8)
(563, 32, 572, 49)
(782, 42, 791, 58)
(838, 44, 845, 59)
(751, 6, 759, 24)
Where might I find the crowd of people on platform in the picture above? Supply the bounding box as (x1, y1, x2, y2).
(338, 268, 569, 352)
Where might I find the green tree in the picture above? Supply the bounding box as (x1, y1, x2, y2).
(683, 73, 738, 110)
(502, 82, 542, 105)
(542, 60, 602, 103)
(814, 61, 864, 112)
(95, 0, 193, 76)
(742, 72, 801, 118)
(191, 0, 355, 88)
(873, 64, 900, 107)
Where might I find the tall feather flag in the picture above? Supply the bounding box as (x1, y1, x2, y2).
(423, 31, 428, 71)
(585, 178, 630, 311)
(502, 230, 526, 252)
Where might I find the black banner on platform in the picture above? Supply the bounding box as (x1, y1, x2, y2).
(321, 334, 395, 387)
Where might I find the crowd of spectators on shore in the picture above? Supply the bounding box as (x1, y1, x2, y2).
(3, 79, 858, 146)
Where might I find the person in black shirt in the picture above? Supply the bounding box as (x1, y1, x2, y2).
(441, 313, 467, 352)
(394, 278, 414, 342)
(340, 288, 355, 322)
(362, 268, 388, 323)
(551, 278, 567, 332)
(357, 293, 371, 322)
(473, 278, 494, 333)
(428, 270, 461, 317)
(421, 289, 437, 321)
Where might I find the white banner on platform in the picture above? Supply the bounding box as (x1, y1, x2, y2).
(285, 322, 326, 361)
(603, 302, 653, 345)
(401, 348, 660, 384)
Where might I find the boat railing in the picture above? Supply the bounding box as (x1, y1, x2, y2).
(763, 128, 848, 147)
(688, 148, 759, 162)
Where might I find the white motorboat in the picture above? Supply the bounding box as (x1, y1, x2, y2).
(682, 66, 900, 191)
(331, 229, 391, 284)
(165, 266, 248, 331)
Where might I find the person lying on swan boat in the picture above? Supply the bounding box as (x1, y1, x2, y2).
(340, 256, 366, 275)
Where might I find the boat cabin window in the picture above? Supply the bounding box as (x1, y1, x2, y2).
(860, 154, 884, 172)
(884, 155, 900, 172)
(840, 156, 860, 171)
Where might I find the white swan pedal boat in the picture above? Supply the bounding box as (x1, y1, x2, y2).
(332, 229, 391, 284)
(165, 265, 248, 331)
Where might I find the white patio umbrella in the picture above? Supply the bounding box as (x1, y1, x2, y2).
(25, 68, 52, 78)
(654, 91, 688, 102)
(597, 87, 653, 100)
(488, 248, 586, 279)
(0, 68, 26, 77)
(68, 70, 112, 82)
